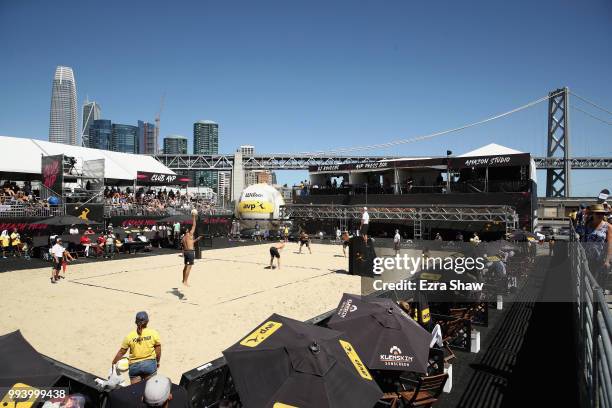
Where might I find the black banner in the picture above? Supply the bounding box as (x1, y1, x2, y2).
(136, 171, 190, 186)
(41, 155, 64, 196)
(309, 153, 531, 173)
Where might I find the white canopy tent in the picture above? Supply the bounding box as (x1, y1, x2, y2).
(0, 135, 174, 181)
(458, 143, 524, 157)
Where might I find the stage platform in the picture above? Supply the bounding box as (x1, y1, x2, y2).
(0, 242, 359, 383)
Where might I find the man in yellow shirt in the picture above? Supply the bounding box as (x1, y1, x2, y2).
(10, 228, 21, 257)
(111, 311, 162, 384)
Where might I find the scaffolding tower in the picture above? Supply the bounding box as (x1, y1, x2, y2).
(280, 204, 518, 240)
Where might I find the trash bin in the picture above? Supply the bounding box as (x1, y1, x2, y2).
(194, 240, 202, 260)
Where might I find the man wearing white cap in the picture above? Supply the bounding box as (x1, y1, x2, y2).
(143, 375, 173, 407)
(360, 207, 370, 243)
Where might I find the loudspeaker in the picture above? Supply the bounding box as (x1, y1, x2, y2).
(348, 236, 377, 277)
(179, 357, 239, 408)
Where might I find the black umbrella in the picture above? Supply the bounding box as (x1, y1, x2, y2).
(0, 330, 62, 388)
(38, 215, 99, 226)
(223, 313, 382, 408)
(107, 378, 188, 407)
(327, 294, 433, 374)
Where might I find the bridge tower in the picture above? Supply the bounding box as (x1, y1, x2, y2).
(546, 87, 571, 197)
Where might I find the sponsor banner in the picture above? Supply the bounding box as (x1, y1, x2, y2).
(240, 321, 282, 348)
(450, 153, 531, 169)
(41, 154, 64, 196)
(136, 171, 190, 186)
(308, 153, 531, 172)
(0, 219, 50, 233)
(379, 345, 415, 369)
(239, 200, 274, 214)
(339, 339, 373, 380)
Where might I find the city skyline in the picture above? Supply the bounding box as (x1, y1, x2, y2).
(1, 1, 611, 193)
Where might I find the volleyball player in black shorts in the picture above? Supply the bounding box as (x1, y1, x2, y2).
(298, 232, 312, 254)
(269, 241, 285, 269)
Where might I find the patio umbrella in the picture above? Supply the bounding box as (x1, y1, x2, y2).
(0, 330, 62, 388)
(327, 294, 433, 374)
(38, 215, 99, 226)
(223, 313, 382, 408)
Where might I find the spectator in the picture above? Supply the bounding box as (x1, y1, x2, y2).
(80, 234, 92, 257)
(394, 229, 401, 255)
(582, 204, 612, 285)
(105, 229, 116, 259)
(0, 230, 9, 259)
(50, 238, 65, 283)
(138, 374, 188, 408)
(10, 228, 21, 257)
(111, 311, 161, 384)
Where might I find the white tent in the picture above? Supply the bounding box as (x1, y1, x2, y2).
(0, 135, 174, 180)
(458, 143, 524, 157)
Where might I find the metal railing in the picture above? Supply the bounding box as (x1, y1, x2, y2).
(0, 203, 64, 218)
(571, 225, 612, 408)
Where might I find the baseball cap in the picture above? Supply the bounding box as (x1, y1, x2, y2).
(135, 311, 149, 322)
(143, 375, 171, 406)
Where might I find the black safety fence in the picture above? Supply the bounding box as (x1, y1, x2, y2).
(571, 224, 612, 408)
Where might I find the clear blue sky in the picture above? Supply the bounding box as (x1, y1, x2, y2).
(1, 0, 611, 195)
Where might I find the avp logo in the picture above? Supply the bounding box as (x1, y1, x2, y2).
(339, 339, 373, 381)
(240, 321, 282, 348)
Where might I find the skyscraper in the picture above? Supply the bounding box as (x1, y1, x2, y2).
(138, 120, 158, 154)
(81, 99, 101, 147)
(193, 120, 219, 190)
(49, 66, 78, 145)
(88, 119, 112, 150)
(217, 171, 231, 205)
(111, 124, 139, 154)
(163, 135, 188, 154)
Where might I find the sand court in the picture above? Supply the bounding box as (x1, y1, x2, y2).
(0, 242, 361, 383)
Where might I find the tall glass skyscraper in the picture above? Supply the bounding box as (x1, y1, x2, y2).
(88, 120, 112, 150)
(138, 120, 158, 154)
(49, 66, 78, 145)
(82, 99, 101, 147)
(193, 120, 219, 190)
(111, 124, 139, 154)
(163, 135, 188, 154)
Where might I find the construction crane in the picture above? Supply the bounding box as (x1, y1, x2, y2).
(155, 93, 165, 154)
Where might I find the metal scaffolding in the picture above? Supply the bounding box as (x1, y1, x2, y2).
(280, 204, 518, 239)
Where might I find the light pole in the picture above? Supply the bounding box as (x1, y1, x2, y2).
(446, 150, 452, 193)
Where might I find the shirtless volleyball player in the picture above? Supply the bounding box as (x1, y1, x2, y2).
(269, 241, 285, 269)
(181, 212, 202, 286)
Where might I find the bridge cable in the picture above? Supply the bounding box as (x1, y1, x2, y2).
(571, 106, 612, 126)
(291, 91, 563, 156)
(570, 91, 612, 116)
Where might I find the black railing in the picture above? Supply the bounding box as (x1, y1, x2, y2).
(571, 224, 612, 407)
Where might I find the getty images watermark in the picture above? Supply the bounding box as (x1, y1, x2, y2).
(371, 254, 487, 291)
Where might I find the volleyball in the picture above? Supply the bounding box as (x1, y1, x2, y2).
(191, 209, 198, 216)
